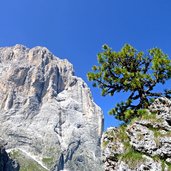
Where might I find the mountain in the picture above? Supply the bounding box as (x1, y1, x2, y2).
(102, 97, 171, 171)
(0, 44, 104, 171)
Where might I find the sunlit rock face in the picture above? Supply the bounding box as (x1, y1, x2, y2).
(102, 97, 171, 171)
(0, 45, 104, 171)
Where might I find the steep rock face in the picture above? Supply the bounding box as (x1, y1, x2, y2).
(102, 97, 171, 171)
(0, 45, 103, 171)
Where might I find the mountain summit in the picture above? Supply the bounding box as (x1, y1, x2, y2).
(0, 44, 103, 171)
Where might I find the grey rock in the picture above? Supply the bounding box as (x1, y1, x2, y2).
(0, 45, 104, 171)
(102, 98, 171, 171)
(127, 123, 157, 155)
(149, 97, 171, 130)
(137, 156, 162, 171)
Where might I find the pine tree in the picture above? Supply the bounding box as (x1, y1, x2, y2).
(87, 44, 171, 123)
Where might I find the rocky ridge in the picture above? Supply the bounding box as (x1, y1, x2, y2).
(0, 45, 103, 171)
(102, 97, 171, 171)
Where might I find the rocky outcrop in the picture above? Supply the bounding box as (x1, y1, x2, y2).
(0, 139, 19, 171)
(0, 45, 104, 171)
(102, 97, 171, 171)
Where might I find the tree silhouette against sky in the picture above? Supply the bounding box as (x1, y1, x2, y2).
(88, 44, 171, 123)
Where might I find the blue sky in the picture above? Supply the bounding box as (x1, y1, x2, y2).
(0, 0, 171, 130)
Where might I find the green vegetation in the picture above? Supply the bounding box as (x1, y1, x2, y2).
(103, 125, 145, 169)
(117, 125, 129, 142)
(152, 156, 171, 171)
(166, 162, 171, 171)
(135, 110, 171, 147)
(136, 109, 164, 125)
(148, 126, 171, 147)
(10, 150, 20, 158)
(102, 125, 130, 149)
(9, 149, 47, 171)
(42, 157, 54, 168)
(88, 43, 171, 169)
(88, 44, 171, 123)
(103, 114, 171, 170)
(41, 147, 60, 168)
(116, 126, 145, 169)
(120, 148, 145, 169)
(102, 140, 109, 148)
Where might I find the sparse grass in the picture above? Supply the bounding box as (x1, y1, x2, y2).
(152, 155, 171, 171)
(48, 147, 55, 152)
(105, 124, 146, 169)
(10, 150, 20, 158)
(102, 140, 109, 148)
(118, 125, 129, 142)
(41, 146, 61, 168)
(136, 133, 144, 141)
(129, 109, 164, 125)
(103, 109, 171, 170)
(152, 155, 161, 161)
(166, 162, 171, 171)
(119, 148, 145, 169)
(161, 160, 166, 171)
(117, 126, 146, 168)
(42, 157, 55, 168)
(9, 149, 47, 171)
(102, 125, 131, 159)
(130, 110, 167, 147)
(103, 124, 132, 152)
(147, 126, 171, 148)
(153, 157, 166, 171)
(146, 126, 161, 145)
(129, 109, 162, 126)
(140, 110, 164, 123)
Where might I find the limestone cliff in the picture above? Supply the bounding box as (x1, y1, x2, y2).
(0, 45, 103, 171)
(102, 97, 171, 171)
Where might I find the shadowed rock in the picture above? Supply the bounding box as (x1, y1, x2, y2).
(0, 138, 19, 171)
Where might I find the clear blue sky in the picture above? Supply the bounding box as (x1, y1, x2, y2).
(0, 0, 171, 130)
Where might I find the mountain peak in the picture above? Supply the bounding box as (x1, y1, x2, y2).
(0, 45, 103, 171)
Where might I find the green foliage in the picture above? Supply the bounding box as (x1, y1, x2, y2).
(120, 148, 145, 169)
(87, 44, 171, 122)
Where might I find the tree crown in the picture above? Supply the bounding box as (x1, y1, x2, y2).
(87, 44, 171, 122)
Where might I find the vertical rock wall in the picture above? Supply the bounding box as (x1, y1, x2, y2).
(0, 45, 104, 171)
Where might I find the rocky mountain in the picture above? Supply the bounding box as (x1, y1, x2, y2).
(0, 45, 104, 171)
(102, 97, 171, 171)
